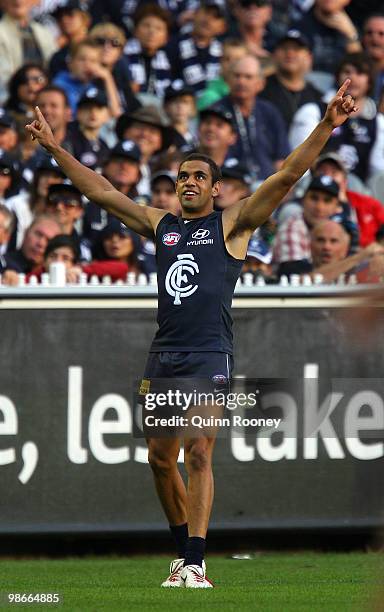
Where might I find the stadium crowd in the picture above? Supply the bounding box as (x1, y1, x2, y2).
(0, 0, 384, 285)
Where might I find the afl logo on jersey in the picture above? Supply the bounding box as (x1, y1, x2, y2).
(165, 253, 199, 305)
(192, 229, 210, 240)
(163, 232, 181, 246)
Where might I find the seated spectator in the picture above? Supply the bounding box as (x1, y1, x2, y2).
(94, 219, 144, 275)
(53, 39, 122, 116)
(218, 55, 290, 180)
(0, 204, 15, 255)
(88, 22, 139, 113)
(150, 170, 181, 216)
(0, 109, 18, 153)
(290, 52, 384, 183)
(49, 0, 91, 78)
(0, 0, 57, 104)
(0, 152, 30, 249)
(312, 152, 384, 247)
(4, 63, 48, 130)
(368, 168, 384, 204)
(66, 86, 110, 170)
(115, 105, 179, 187)
(273, 175, 354, 276)
(45, 182, 91, 261)
(241, 231, 273, 281)
(197, 38, 247, 110)
(290, 0, 362, 92)
(197, 105, 238, 168)
(164, 83, 197, 148)
(0, 214, 61, 279)
(231, 0, 274, 73)
(167, 1, 226, 95)
(362, 13, 384, 103)
(26, 233, 133, 284)
(215, 164, 252, 210)
(34, 86, 72, 152)
(124, 4, 172, 103)
(259, 30, 323, 129)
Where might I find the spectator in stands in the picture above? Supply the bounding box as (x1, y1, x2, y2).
(0, 214, 61, 279)
(291, 0, 362, 92)
(0, 151, 28, 249)
(49, 0, 91, 78)
(218, 55, 290, 180)
(312, 152, 384, 247)
(5, 63, 48, 130)
(231, 0, 274, 73)
(164, 83, 197, 149)
(35, 86, 72, 150)
(0, 204, 15, 255)
(46, 182, 91, 260)
(197, 105, 238, 168)
(66, 86, 110, 171)
(88, 22, 139, 113)
(362, 13, 384, 103)
(241, 231, 273, 280)
(124, 4, 172, 103)
(259, 30, 323, 129)
(150, 170, 181, 216)
(0, 0, 57, 104)
(95, 219, 143, 275)
(53, 39, 122, 116)
(273, 174, 349, 276)
(0, 110, 18, 153)
(168, 1, 226, 95)
(215, 164, 252, 209)
(290, 52, 384, 183)
(197, 38, 248, 110)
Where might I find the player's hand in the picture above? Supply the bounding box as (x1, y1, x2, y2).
(25, 106, 57, 151)
(323, 79, 358, 128)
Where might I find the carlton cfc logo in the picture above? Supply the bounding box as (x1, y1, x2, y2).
(165, 254, 199, 305)
(162, 232, 181, 246)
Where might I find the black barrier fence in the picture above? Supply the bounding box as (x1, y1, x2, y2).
(0, 300, 383, 533)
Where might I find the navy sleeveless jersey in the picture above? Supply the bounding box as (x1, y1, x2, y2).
(150, 211, 244, 353)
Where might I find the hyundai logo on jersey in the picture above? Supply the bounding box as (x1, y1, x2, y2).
(192, 229, 210, 239)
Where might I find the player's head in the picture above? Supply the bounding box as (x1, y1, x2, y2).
(176, 154, 221, 213)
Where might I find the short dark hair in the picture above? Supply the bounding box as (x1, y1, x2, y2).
(335, 52, 375, 92)
(134, 3, 172, 33)
(37, 85, 70, 107)
(178, 153, 222, 185)
(44, 234, 80, 263)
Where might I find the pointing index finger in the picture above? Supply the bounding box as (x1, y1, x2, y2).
(35, 105, 44, 121)
(336, 79, 351, 98)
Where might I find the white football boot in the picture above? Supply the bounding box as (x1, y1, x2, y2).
(180, 560, 214, 588)
(161, 558, 185, 587)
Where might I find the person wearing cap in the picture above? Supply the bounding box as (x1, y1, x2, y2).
(291, 0, 362, 91)
(164, 83, 197, 148)
(215, 164, 252, 209)
(167, 2, 227, 95)
(49, 0, 92, 78)
(197, 38, 248, 111)
(151, 171, 181, 216)
(46, 182, 91, 261)
(66, 86, 110, 171)
(197, 105, 239, 168)
(313, 152, 384, 247)
(273, 173, 357, 276)
(123, 4, 173, 103)
(27, 78, 358, 588)
(219, 54, 290, 181)
(241, 230, 273, 280)
(290, 52, 384, 183)
(259, 30, 323, 128)
(0, 0, 57, 105)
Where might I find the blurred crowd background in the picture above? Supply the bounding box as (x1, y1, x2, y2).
(0, 0, 384, 286)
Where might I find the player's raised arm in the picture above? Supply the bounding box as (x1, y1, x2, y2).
(25, 107, 167, 238)
(223, 80, 357, 245)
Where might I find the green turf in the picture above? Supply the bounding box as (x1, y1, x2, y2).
(0, 553, 382, 611)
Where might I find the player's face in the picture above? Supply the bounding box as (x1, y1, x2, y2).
(311, 223, 349, 265)
(176, 160, 220, 214)
(303, 190, 339, 226)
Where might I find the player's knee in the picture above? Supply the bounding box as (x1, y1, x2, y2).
(185, 442, 210, 473)
(148, 445, 176, 475)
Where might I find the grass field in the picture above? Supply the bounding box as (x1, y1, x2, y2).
(0, 552, 382, 611)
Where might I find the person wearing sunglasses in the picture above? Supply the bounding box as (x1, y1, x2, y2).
(46, 182, 91, 261)
(88, 22, 139, 113)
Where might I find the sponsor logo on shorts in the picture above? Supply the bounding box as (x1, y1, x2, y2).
(163, 232, 181, 246)
(212, 374, 228, 385)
